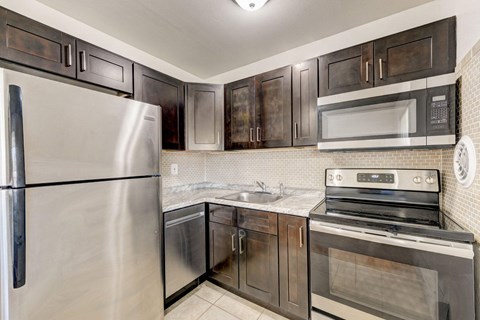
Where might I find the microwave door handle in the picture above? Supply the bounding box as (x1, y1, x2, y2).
(9, 85, 26, 189)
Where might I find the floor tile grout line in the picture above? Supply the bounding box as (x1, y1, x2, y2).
(194, 289, 225, 305)
(195, 303, 214, 320)
(214, 299, 263, 320)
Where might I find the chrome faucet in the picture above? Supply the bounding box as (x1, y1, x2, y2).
(279, 183, 285, 197)
(255, 180, 267, 193)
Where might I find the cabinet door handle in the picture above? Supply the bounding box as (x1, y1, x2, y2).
(239, 232, 245, 254)
(299, 226, 304, 248)
(231, 234, 236, 252)
(80, 50, 87, 72)
(365, 61, 369, 83)
(217, 131, 220, 145)
(249, 128, 254, 143)
(65, 44, 72, 67)
(379, 58, 383, 80)
(294, 122, 299, 140)
(256, 127, 261, 142)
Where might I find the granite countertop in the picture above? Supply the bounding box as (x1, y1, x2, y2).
(163, 183, 324, 218)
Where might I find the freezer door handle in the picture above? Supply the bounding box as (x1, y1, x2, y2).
(12, 189, 26, 288)
(9, 85, 26, 188)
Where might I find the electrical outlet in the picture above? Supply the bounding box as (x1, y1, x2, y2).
(170, 164, 178, 175)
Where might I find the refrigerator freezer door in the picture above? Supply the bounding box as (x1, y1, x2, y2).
(0, 68, 161, 187)
(0, 178, 163, 320)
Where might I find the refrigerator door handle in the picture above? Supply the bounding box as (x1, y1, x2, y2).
(12, 188, 26, 288)
(9, 85, 26, 189)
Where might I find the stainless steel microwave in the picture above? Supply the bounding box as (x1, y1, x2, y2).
(317, 74, 457, 151)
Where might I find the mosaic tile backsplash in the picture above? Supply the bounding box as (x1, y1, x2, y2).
(441, 40, 480, 239)
(205, 148, 442, 192)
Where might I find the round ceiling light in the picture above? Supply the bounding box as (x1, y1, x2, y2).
(234, 0, 269, 11)
(453, 135, 477, 188)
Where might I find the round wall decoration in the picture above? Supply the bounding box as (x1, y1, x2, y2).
(453, 135, 476, 188)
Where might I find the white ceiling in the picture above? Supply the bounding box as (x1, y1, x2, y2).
(38, 0, 433, 79)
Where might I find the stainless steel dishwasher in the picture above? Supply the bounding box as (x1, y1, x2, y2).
(164, 204, 206, 298)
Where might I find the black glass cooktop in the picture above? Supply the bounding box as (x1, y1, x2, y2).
(310, 197, 474, 243)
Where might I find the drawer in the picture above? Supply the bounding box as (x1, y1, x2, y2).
(237, 208, 277, 235)
(209, 204, 236, 226)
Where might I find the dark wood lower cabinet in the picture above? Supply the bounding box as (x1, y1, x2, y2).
(208, 206, 309, 319)
(239, 229, 279, 306)
(209, 222, 238, 287)
(279, 215, 309, 319)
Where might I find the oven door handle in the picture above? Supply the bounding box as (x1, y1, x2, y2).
(310, 221, 473, 259)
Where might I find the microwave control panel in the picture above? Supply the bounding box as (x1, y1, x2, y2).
(427, 84, 455, 134)
(430, 96, 449, 130)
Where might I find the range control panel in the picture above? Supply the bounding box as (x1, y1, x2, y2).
(326, 169, 440, 192)
(357, 173, 394, 184)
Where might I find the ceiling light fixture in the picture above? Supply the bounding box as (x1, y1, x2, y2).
(234, 0, 269, 11)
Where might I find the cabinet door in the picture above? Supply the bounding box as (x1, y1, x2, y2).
(292, 59, 318, 146)
(319, 43, 373, 96)
(239, 229, 279, 306)
(133, 64, 185, 150)
(0, 9, 75, 78)
(374, 17, 456, 86)
(225, 77, 256, 150)
(255, 66, 292, 148)
(209, 222, 238, 288)
(186, 83, 224, 151)
(76, 40, 133, 93)
(279, 215, 309, 319)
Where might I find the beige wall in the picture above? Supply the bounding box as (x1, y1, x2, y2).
(441, 40, 480, 240)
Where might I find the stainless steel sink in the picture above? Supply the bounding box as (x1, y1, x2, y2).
(219, 191, 284, 204)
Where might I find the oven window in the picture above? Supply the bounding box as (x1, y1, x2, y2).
(322, 99, 417, 139)
(329, 248, 438, 320)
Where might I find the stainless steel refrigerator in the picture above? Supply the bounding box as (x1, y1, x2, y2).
(0, 68, 163, 320)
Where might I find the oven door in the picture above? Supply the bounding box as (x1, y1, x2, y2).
(317, 89, 427, 151)
(310, 221, 475, 320)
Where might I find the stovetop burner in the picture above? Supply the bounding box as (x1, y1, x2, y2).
(309, 169, 474, 243)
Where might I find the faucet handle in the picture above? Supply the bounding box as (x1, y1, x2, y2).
(279, 183, 285, 196)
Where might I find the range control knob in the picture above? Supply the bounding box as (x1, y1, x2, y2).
(413, 176, 423, 184)
(425, 176, 436, 185)
(336, 175, 343, 181)
(327, 174, 334, 181)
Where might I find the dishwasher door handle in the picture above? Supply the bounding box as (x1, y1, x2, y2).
(165, 211, 205, 228)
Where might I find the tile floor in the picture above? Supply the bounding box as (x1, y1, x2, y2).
(165, 281, 333, 320)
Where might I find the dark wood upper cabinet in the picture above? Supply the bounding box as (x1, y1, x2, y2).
(133, 64, 185, 150)
(374, 17, 456, 86)
(225, 77, 256, 150)
(279, 215, 309, 319)
(209, 222, 238, 288)
(186, 83, 224, 151)
(76, 40, 133, 93)
(255, 66, 292, 148)
(239, 229, 279, 306)
(319, 18, 456, 96)
(292, 59, 318, 146)
(0, 9, 76, 78)
(318, 42, 373, 96)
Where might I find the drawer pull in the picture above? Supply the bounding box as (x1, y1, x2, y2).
(299, 226, 304, 248)
(231, 233, 236, 252)
(80, 50, 87, 72)
(365, 61, 369, 83)
(66, 44, 72, 67)
(379, 58, 383, 80)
